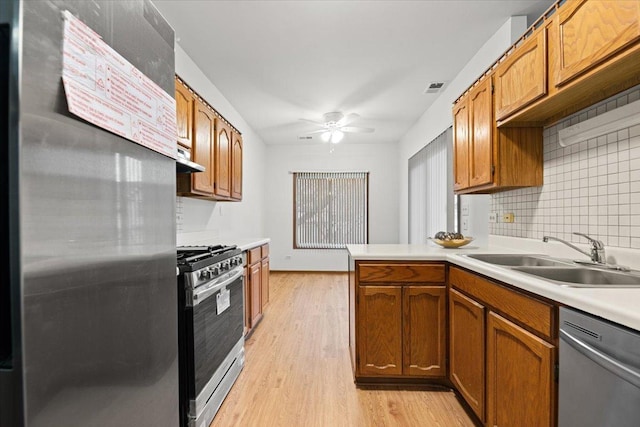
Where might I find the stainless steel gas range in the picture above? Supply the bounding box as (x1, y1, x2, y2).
(177, 245, 245, 427)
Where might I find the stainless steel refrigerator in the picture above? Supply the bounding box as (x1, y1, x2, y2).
(1, 1, 179, 426)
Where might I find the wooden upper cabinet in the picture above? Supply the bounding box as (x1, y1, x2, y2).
(191, 99, 214, 196)
(453, 98, 470, 191)
(468, 78, 493, 188)
(231, 132, 243, 200)
(449, 288, 485, 422)
(557, 0, 640, 86)
(486, 311, 555, 427)
(357, 285, 403, 376)
(495, 29, 547, 122)
(403, 286, 446, 377)
(175, 79, 194, 149)
(214, 120, 232, 199)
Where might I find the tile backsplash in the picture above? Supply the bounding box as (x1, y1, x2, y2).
(490, 85, 640, 249)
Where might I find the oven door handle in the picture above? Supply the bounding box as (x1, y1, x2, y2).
(191, 266, 243, 306)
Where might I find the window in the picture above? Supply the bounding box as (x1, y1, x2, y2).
(294, 172, 368, 249)
(408, 127, 455, 243)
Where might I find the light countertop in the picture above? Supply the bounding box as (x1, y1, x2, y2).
(347, 243, 640, 331)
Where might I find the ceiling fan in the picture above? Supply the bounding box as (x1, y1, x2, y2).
(300, 112, 375, 143)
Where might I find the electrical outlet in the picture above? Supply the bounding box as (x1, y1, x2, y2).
(502, 213, 515, 223)
(489, 212, 498, 223)
(462, 205, 469, 216)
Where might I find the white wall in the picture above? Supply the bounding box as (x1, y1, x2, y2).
(174, 45, 267, 243)
(397, 17, 527, 244)
(265, 142, 399, 271)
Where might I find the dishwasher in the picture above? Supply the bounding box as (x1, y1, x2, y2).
(559, 308, 640, 427)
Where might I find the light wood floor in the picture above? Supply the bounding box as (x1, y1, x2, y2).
(211, 272, 475, 427)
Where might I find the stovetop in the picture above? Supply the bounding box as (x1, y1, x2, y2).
(177, 245, 242, 272)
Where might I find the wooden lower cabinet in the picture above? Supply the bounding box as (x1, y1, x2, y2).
(351, 261, 447, 381)
(449, 288, 485, 422)
(249, 261, 262, 328)
(357, 286, 403, 376)
(244, 244, 270, 336)
(261, 258, 270, 307)
(486, 311, 555, 427)
(403, 286, 446, 377)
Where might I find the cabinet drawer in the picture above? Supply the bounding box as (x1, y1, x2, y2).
(261, 243, 269, 259)
(358, 263, 445, 284)
(248, 247, 261, 265)
(450, 267, 555, 341)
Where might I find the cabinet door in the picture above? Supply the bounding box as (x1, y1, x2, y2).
(453, 99, 470, 191)
(495, 29, 547, 121)
(261, 258, 269, 308)
(357, 286, 403, 376)
(487, 312, 555, 427)
(449, 288, 485, 422)
(249, 262, 262, 327)
(231, 132, 243, 200)
(192, 100, 214, 195)
(557, 0, 640, 86)
(243, 266, 250, 335)
(468, 78, 493, 188)
(175, 79, 194, 149)
(403, 286, 446, 377)
(214, 120, 232, 199)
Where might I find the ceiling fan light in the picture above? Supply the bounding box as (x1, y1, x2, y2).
(331, 130, 344, 144)
(321, 131, 331, 142)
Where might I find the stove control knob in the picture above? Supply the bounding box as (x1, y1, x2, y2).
(200, 270, 210, 280)
(222, 262, 230, 271)
(211, 267, 220, 276)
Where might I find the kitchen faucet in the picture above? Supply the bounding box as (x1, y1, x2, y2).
(542, 232, 606, 264)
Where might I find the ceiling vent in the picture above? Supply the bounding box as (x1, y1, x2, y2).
(424, 81, 445, 94)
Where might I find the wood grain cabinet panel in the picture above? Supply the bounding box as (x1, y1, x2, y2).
(452, 76, 542, 194)
(214, 120, 232, 199)
(453, 98, 470, 191)
(249, 261, 262, 328)
(189, 99, 214, 196)
(261, 258, 269, 307)
(468, 78, 493, 188)
(175, 78, 193, 149)
(231, 132, 243, 200)
(557, 0, 640, 86)
(495, 29, 547, 121)
(403, 286, 446, 377)
(450, 267, 555, 341)
(449, 288, 485, 422)
(486, 312, 555, 427)
(358, 263, 445, 284)
(357, 286, 403, 376)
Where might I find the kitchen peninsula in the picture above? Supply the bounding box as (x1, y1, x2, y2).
(347, 242, 640, 427)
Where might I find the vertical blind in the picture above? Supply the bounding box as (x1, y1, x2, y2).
(408, 128, 454, 243)
(294, 172, 368, 249)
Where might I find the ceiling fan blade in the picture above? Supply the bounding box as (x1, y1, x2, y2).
(299, 118, 326, 128)
(336, 113, 359, 127)
(305, 129, 328, 135)
(341, 126, 374, 133)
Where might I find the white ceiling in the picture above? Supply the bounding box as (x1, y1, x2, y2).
(155, 0, 553, 145)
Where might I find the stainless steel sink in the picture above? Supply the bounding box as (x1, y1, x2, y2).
(513, 266, 640, 288)
(465, 254, 574, 267)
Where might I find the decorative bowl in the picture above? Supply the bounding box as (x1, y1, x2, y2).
(428, 237, 474, 248)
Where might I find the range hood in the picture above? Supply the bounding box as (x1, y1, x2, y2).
(176, 147, 205, 173)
